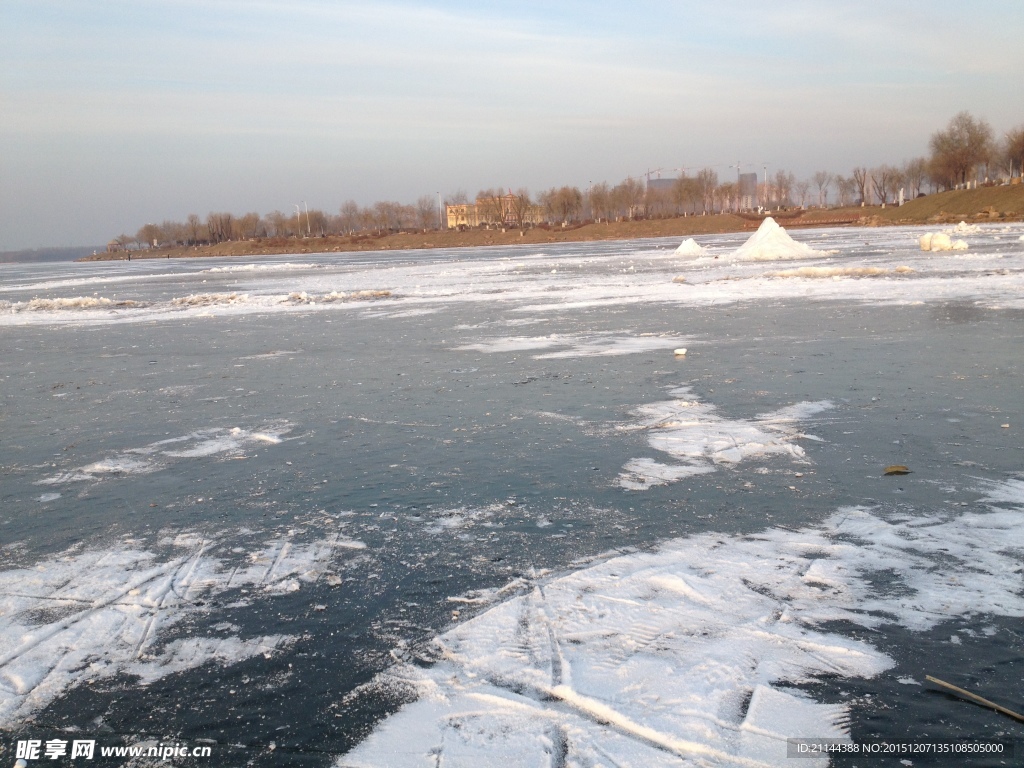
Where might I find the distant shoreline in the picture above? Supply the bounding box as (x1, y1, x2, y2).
(81, 187, 1024, 262)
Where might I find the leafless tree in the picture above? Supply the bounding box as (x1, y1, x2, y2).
(507, 188, 533, 229)
(766, 170, 791, 208)
(851, 167, 870, 205)
(794, 179, 811, 208)
(339, 201, 361, 233)
(1001, 126, 1024, 179)
(901, 158, 928, 199)
(588, 182, 612, 221)
(185, 214, 202, 245)
(812, 171, 832, 207)
(416, 196, 437, 229)
(612, 178, 645, 219)
(695, 169, 718, 214)
(871, 165, 896, 205)
(474, 189, 507, 227)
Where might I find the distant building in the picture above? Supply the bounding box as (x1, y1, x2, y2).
(446, 194, 544, 229)
(738, 173, 758, 210)
(646, 178, 676, 193)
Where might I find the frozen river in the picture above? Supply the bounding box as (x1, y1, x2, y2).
(1, 223, 1023, 766)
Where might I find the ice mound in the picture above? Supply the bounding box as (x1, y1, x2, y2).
(286, 290, 391, 304)
(343, 489, 1024, 767)
(201, 262, 324, 273)
(170, 292, 248, 307)
(456, 334, 691, 359)
(767, 266, 913, 279)
(673, 237, 708, 256)
(920, 233, 968, 252)
(9, 297, 141, 312)
(731, 217, 822, 261)
(0, 531, 349, 727)
(616, 387, 831, 489)
(948, 221, 981, 234)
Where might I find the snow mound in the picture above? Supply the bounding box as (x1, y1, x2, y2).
(674, 238, 708, 256)
(767, 266, 912, 279)
(731, 217, 822, 261)
(9, 297, 141, 313)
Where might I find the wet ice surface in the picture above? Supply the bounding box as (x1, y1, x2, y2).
(1, 224, 1023, 766)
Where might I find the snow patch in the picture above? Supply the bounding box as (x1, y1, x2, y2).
(617, 388, 831, 489)
(0, 530, 349, 727)
(36, 423, 292, 484)
(342, 491, 1024, 767)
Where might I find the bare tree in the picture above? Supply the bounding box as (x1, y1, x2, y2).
(339, 201, 361, 233)
(416, 196, 436, 229)
(613, 178, 645, 219)
(306, 210, 328, 236)
(588, 182, 612, 221)
(551, 186, 582, 222)
(185, 214, 202, 245)
(834, 176, 855, 207)
(794, 179, 811, 208)
(871, 165, 895, 205)
(773, 170, 795, 207)
(475, 189, 509, 227)
(812, 171, 832, 207)
(507, 188, 533, 229)
(902, 158, 928, 199)
(851, 167, 870, 205)
(1002, 126, 1024, 179)
(928, 111, 993, 188)
(695, 169, 718, 214)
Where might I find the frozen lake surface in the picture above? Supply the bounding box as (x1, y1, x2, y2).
(2, 224, 1023, 766)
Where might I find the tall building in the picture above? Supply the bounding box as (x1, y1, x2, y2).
(738, 173, 758, 210)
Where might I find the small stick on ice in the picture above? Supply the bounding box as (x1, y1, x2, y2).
(925, 675, 1024, 723)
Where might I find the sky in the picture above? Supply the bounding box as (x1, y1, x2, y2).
(2, 0, 1023, 250)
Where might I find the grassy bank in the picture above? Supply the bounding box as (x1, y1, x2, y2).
(82, 184, 1024, 261)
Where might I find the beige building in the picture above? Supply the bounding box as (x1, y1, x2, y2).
(446, 195, 544, 229)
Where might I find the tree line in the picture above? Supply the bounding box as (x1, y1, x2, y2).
(115, 112, 1024, 248)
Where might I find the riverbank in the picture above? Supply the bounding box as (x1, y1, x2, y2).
(82, 184, 1024, 261)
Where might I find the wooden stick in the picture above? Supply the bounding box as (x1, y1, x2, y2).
(925, 675, 1024, 723)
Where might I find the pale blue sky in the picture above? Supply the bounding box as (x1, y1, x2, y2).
(2, 0, 1022, 249)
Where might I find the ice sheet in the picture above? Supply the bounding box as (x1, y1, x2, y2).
(341, 484, 1024, 767)
(2, 224, 1024, 326)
